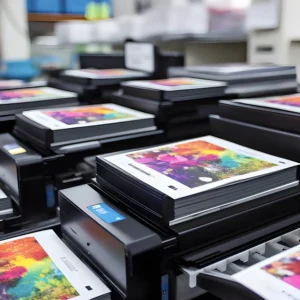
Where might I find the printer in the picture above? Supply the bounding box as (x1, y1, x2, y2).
(58, 126, 300, 300)
(168, 63, 298, 98)
(49, 42, 184, 104)
(0, 102, 164, 232)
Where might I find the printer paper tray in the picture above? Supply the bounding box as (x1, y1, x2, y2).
(180, 226, 300, 300)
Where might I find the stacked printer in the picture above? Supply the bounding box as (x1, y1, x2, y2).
(112, 77, 226, 141)
(59, 133, 300, 300)
(49, 42, 184, 104)
(0, 102, 163, 230)
(168, 63, 298, 98)
(112, 64, 298, 142)
(211, 93, 300, 163)
(58, 64, 300, 300)
(0, 42, 181, 232)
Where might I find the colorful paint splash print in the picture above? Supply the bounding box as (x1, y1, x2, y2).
(43, 106, 134, 125)
(0, 236, 79, 300)
(82, 69, 131, 76)
(149, 78, 203, 87)
(0, 89, 46, 101)
(265, 95, 300, 107)
(262, 250, 300, 290)
(128, 140, 277, 188)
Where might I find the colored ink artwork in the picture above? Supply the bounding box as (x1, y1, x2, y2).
(149, 78, 202, 87)
(82, 69, 132, 76)
(0, 89, 46, 101)
(265, 95, 300, 107)
(128, 140, 277, 188)
(262, 250, 300, 290)
(0, 236, 79, 300)
(43, 106, 134, 125)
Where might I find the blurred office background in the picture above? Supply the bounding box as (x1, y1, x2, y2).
(2, 0, 298, 79)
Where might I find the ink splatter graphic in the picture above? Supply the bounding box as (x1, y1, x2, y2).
(0, 89, 47, 101)
(148, 78, 205, 87)
(262, 250, 300, 290)
(265, 95, 300, 107)
(43, 106, 134, 125)
(81, 69, 133, 76)
(128, 140, 276, 188)
(0, 237, 79, 300)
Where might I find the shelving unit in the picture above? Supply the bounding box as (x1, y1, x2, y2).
(28, 13, 86, 22)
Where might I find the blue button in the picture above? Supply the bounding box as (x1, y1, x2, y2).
(88, 203, 125, 224)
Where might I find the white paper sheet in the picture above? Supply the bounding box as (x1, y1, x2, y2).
(63, 68, 149, 79)
(234, 244, 300, 300)
(122, 77, 225, 91)
(0, 87, 77, 105)
(22, 103, 154, 130)
(235, 94, 300, 113)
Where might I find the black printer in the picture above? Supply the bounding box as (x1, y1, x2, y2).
(210, 93, 300, 163)
(58, 127, 300, 300)
(168, 63, 298, 98)
(49, 42, 184, 104)
(0, 102, 164, 232)
(112, 77, 226, 141)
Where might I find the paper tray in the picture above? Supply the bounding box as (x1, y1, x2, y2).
(181, 227, 300, 300)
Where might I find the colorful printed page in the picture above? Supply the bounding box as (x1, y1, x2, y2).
(63, 68, 149, 79)
(0, 87, 77, 105)
(105, 136, 298, 199)
(233, 245, 300, 300)
(0, 230, 110, 300)
(235, 94, 300, 114)
(122, 77, 225, 91)
(22, 103, 154, 130)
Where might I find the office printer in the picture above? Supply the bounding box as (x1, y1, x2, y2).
(58, 128, 300, 300)
(0, 107, 164, 231)
(168, 63, 298, 98)
(49, 42, 184, 104)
